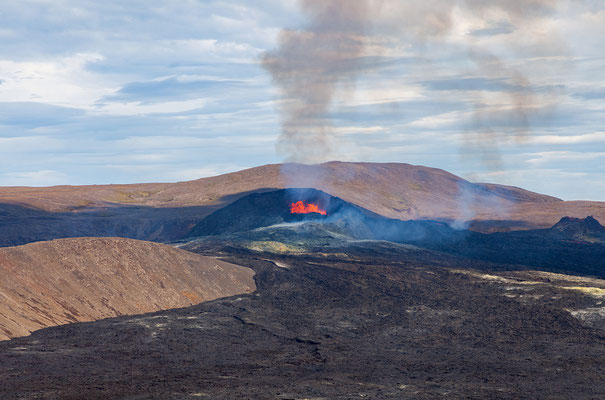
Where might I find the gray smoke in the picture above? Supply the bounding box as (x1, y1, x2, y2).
(262, 0, 565, 165)
(262, 0, 373, 163)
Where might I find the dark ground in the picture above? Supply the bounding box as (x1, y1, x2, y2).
(183, 189, 605, 279)
(0, 202, 215, 247)
(1, 247, 605, 399)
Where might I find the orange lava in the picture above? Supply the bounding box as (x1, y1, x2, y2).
(289, 201, 327, 215)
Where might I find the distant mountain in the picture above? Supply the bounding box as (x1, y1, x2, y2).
(0, 237, 255, 340)
(0, 162, 604, 246)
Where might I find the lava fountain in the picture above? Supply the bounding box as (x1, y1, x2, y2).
(289, 201, 327, 216)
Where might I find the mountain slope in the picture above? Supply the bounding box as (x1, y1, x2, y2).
(0, 162, 603, 246)
(0, 162, 560, 214)
(0, 237, 255, 340)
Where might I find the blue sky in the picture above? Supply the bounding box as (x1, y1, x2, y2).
(0, 0, 604, 201)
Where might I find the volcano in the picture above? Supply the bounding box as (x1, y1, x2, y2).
(183, 189, 605, 278)
(186, 188, 333, 237)
(185, 188, 461, 244)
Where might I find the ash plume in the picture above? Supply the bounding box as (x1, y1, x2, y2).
(263, 0, 566, 168)
(262, 0, 373, 164)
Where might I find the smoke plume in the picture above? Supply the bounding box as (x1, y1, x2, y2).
(262, 0, 373, 163)
(263, 0, 565, 166)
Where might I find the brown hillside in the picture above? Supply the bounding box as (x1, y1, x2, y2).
(0, 162, 603, 235)
(0, 237, 255, 340)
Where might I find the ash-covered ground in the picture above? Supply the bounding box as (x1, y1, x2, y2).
(1, 246, 605, 399)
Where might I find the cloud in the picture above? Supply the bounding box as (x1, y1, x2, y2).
(0, 54, 110, 108)
(0, 136, 63, 152)
(573, 89, 605, 100)
(421, 77, 550, 93)
(95, 98, 209, 116)
(0, 102, 84, 128)
(528, 132, 605, 145)
(103, 76, 246, 104)
(526, 151, 605, 165)
(469, 21, 516, 37)
(0, 170, 69, 187)
(471, 168, 605, 201)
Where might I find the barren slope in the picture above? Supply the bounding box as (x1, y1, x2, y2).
(0, 237, 255, 340)
(0, 162, 603, 239)
(0, 162, 559, 213)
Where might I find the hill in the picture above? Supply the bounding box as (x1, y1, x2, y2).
(0, 162, 604, 246)
(0, 237, 255, 340)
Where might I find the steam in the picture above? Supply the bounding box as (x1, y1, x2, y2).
(262, 0, 566, 166)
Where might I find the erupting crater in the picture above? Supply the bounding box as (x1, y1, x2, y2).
(289, 201, 327, 216)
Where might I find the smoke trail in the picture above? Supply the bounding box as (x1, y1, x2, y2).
(380, 0, 563, 167)
(261, 0, 373, 163)
(463, 0, 564, 168)
(263, 0, 565, 166)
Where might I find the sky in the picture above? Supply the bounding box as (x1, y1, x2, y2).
(0, 0, 604, 201)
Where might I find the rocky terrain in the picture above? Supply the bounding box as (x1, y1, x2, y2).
(1, 249, 604, 399)
(182, 188, 605, 278)
(0, 237, 255, 340)
(1, 163, 605, 247)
